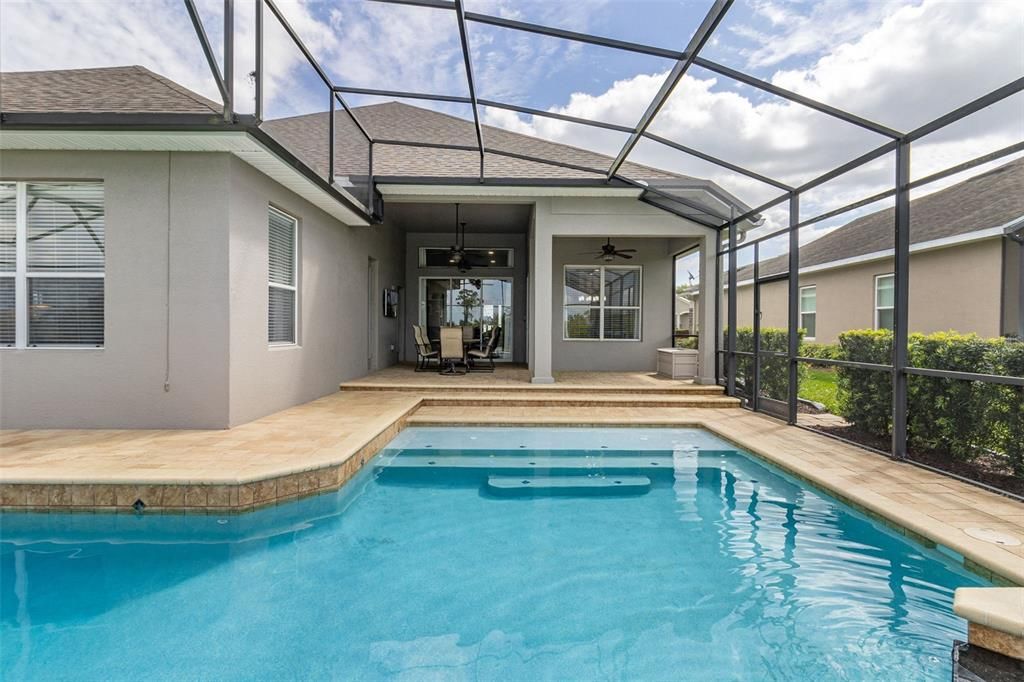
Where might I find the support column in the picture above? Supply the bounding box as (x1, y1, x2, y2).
(696, 230, 717, 384)
(530, 209, 554, 383)
(892, 140, 911, 459)
(726, 210, 738, 397)
(787, 192, 799, 424)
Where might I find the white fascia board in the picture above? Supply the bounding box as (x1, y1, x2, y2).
(377, 184, 643, 201)
(734, 225, 1007, 288)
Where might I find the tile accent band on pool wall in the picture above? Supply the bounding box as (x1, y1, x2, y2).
(0, 414, 412, 515)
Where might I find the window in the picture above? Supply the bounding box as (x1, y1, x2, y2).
(875, 273, 894, 331)
(799, 285, 816, 339)
(419, 247, 513, 268)
(0, 181, 105, 348)
(563, 265, 642, 340)
(268, 207, 297, 344)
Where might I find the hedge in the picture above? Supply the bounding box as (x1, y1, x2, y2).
(835, 329, 1024, 476)
(727, 327, 806, 400)
(800, 342, 840, 363)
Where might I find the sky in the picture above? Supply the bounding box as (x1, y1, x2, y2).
(1, 0, 1022, 259)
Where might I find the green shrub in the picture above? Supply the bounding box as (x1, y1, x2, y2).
(984, 340, 1024, 476)
(674, 335, 698, 350)
(800, 342, 840, 363)
(835, 329, 1023, 477)
(835, 330, 893, 436)
(728, 326, 805, 401)
(907, 332, 992, 460)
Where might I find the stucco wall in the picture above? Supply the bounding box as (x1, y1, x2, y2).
(550, 236, 675, 371)
(1004, 238, 1021, 337)
(0, 150, 231, 428)
(530, 196, 712, 378)
(735, 237, 1005, 342)
(227, 157, 404, 426)
(402, 231, 527, 364)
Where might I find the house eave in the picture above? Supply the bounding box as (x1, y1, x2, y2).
(734, 223, 1011, 287)
(0, 117, 374, 226)
(376, 180, 645, 200)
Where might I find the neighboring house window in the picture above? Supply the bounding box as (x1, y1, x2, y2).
(799, 285, 816, 339)
(875, 273, 895, 331)
(0, 181, 105, 348)
(564, 265, 642, 340)
(268, 206, 298, 344)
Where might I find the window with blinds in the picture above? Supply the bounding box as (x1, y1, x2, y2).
(0, 184, 15, 346)
(563, 265, 642, 340)
(268, 207, 297, 344)
(0, 181, 105, 348)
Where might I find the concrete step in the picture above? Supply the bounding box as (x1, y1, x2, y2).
(340, 381, 725, 396)
(419, 393, 740, 408)
(407, 406, 738, 426)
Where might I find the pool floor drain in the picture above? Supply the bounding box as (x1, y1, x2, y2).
(963, 527, 1021, 546)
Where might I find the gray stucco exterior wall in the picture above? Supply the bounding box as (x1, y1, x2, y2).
(0, 150, 404, 429)
(226, 158, 404, 426)
(0, 150, 231, 428)
(550, 236, 675, 372)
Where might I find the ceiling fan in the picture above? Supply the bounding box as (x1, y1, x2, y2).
(582, 238, 637, 262)
(448, 203, 472, 271)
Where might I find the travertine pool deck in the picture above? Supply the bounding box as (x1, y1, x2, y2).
(2, 384, 1022, 587)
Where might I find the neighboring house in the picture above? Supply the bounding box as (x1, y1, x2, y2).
(0, 66, 758, 429)
(734, 158, 1024, 343)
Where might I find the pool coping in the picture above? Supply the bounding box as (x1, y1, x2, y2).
(2, 397, 1022, 588)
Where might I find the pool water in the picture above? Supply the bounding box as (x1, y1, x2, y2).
(1, 427, 985, 680)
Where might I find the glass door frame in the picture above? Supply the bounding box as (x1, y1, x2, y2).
(417, 276, 514, 362)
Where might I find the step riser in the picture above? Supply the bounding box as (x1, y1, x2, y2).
(421, 398, 740, 408)
(341, 385, 725, 396)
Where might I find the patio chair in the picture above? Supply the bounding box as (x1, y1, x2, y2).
(439, 326, 467, 375)
(467, 326, 501, 372)
(413, 325, 439, 372)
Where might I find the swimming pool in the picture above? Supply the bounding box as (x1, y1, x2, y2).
(0, 427, 984, 680)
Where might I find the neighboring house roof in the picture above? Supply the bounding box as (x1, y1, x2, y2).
(262, 101, 688, 183)
(0, 65, 222, 115)
(737, 157, 1024, 281)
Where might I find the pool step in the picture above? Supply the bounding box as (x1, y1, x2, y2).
(487, 475, 651, 496)
(378, 454, 677, 471)
(420, 394, 739, 408)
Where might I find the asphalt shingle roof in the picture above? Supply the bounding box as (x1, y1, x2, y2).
(0, 65, 222, 115)
(0, 66, 739, 207)
(261, 101, 689, 182)
(737, 157, 1024, 280)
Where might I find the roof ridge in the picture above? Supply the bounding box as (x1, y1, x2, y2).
(352, 100, 688, 180)
(129, 65, 222, 115)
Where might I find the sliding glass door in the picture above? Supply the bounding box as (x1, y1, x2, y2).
(419, 277, 513, 361)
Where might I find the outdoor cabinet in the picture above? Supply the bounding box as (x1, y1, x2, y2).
(657, 348, 699, 379)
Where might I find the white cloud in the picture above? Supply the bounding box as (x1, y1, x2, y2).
(478, 0, 1023, 235)
(730, 0, 905, 69)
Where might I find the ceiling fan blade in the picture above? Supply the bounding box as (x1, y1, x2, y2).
(614, 252, 634, 259)
(615, 249, 637, 253)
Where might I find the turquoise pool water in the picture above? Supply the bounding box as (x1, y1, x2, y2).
(0, 427, 984, 680)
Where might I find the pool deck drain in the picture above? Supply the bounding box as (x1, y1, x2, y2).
(1, 382, 1023, 587)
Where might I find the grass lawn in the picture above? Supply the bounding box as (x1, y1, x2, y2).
(800, 367, 840, 413)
